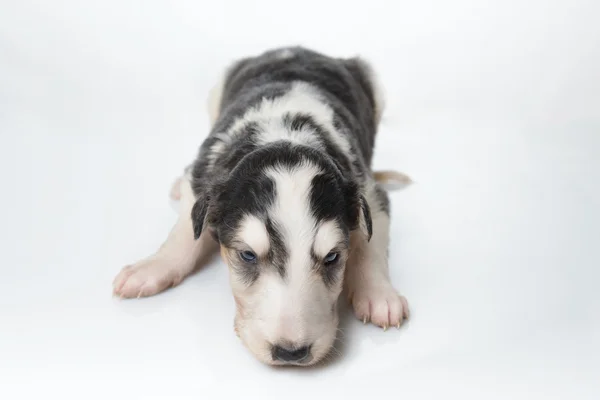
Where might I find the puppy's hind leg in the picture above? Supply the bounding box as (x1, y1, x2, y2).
(169, 176, 183, 201)
(113, 176, 218, 298)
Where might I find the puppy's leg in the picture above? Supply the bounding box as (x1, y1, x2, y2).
(345, 186, 409, 329)
(169, 176, 183, 201)
(113, 176, 217, 298)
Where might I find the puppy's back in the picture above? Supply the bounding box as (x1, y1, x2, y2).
(211, 46, 383, 165)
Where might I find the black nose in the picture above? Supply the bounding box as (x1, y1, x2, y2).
(271, 344, 311, 363)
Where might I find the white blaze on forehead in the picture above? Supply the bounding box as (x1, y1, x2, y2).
(237, 214, 269, 255)
(245, 161, 343, 346)
(266, 162, 321, 278)
(313, 220, 344, 258)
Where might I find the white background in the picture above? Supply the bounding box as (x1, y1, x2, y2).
(1, 0, 599, 399)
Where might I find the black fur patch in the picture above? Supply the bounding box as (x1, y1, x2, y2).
(309, 173, 352, 228)
(374, 184, 390, 215)
(209, 173, 276, 247)
(282, 112, 354, 179)
(214, 82, 292, 135)
(191, 195, 209, 239)
(359, 195, 373, 241)
(265, 218, 287, 279)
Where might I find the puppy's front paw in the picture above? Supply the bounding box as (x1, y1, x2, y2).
(112, 257, 186, 299)
(350, 283, 409, 330)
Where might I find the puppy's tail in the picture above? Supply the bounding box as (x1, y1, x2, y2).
(373, 170, 413, 191)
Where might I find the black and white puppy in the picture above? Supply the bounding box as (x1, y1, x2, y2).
(113, 47, 410, 366)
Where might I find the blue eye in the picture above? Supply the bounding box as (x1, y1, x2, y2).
(324, 252, 338, 265)
(240, 250, 257, 263)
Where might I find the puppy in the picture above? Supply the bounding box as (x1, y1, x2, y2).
(113, 47, 409, 366)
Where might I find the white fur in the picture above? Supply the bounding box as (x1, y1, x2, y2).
(345, 181, 409, 328)
(313, 220, 344, 258)
(266, 163, 342, 345)
(255, 119, 323, 149)
(276, 49, 295, 59)
(263, 163, 322, 344)
(231, 162, 340, 364)
(229, 82, 353, 155)
(206, 82, 356, 171)
(237, 214, 270, 256)
(207, 132, 233, 165)
(113, 177, 217, 298)
(266, 162, 321, 266)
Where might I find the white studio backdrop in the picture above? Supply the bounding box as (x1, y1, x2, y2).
(0, 1, 599, 399)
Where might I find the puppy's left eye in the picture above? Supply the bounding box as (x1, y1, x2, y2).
(324, 252, 338, 265)
(240, 250, 257, 263)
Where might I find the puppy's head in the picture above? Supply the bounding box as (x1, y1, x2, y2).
(192, 142, 371, 366)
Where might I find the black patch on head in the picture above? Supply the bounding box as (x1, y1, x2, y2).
(308, 166, 372, 286)
(265, 218, 287, 279)
(208, 173, 276, 247)
(309, 173, 349, 223)
(202, 171, 277, 287)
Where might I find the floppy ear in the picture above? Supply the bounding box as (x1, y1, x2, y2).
(191, 196, 209, 240)
(344, 181, 373, 242)
(358, 194, 373, 242)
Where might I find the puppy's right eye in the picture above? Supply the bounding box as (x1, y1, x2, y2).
(324, 252, 339, 265)
(239, 250, 257, 263)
